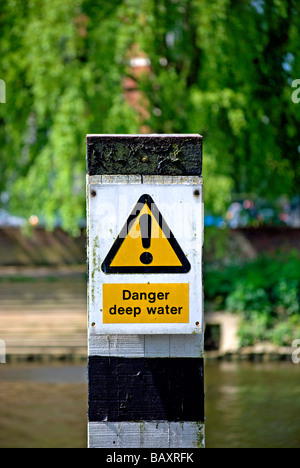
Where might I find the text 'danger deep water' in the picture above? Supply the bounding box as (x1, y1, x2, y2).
(103, 283, 189, 324)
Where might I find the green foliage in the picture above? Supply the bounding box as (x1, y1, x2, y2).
(272, 279, 300, 316)
(0, 0, 300, 232)
(0, 0, 139, 233)
(226, 285, 272, 317)
(238, 312, 273, 348)
(204, 226, 232, 262)
(205, 251, 300, 347)
(268, 316, 300, 346)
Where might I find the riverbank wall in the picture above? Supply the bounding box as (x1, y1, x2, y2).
(0, 226, 298, 362)
(0, 226, 299, 267)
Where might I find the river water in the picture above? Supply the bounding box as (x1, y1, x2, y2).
(0, 360, 299, 448)
(205, 360, 300, 448)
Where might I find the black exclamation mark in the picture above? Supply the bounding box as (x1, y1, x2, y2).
(139, 213, 153, 265)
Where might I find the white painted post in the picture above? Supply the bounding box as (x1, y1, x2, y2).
(87, 135, 204, 449)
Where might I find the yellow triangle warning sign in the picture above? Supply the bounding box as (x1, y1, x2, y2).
(101, 194, 191, 274)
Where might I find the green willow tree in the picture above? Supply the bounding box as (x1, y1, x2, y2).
(0, 0, 299, 233)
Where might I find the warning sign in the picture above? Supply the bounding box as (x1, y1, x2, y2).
(103, 283, 189, 324)
(88, 180, 203, 334)
(102, 194, 191, 274)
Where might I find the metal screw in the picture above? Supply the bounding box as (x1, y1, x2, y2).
(91, 190, 97, 197)
(193, 189, 200, 198)
(91, 322, 96, 327)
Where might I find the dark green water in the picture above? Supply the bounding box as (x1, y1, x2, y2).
(205, 360, 300, 448)
(0, 361, 299, 448)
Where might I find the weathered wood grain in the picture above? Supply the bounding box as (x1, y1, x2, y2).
(87, 134, 202, 176)
(88, 356, 204, 423)
(88, 422, 205, 449)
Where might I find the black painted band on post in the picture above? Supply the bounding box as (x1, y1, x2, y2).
(86, 134, 202, 176)
(88, 356, 204, 423)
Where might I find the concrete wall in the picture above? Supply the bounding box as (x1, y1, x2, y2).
(0, 228, 86, 266)
(0, 226, 299, 267)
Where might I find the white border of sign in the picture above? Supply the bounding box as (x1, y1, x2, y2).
(87, 175, 203, 335)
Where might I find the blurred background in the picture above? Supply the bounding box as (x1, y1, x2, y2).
(0, 0, 300, 448)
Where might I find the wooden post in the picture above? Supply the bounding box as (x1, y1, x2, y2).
(86, 134, 204, 449)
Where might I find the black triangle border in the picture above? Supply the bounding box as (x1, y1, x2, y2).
(101, 194, 191, 274)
